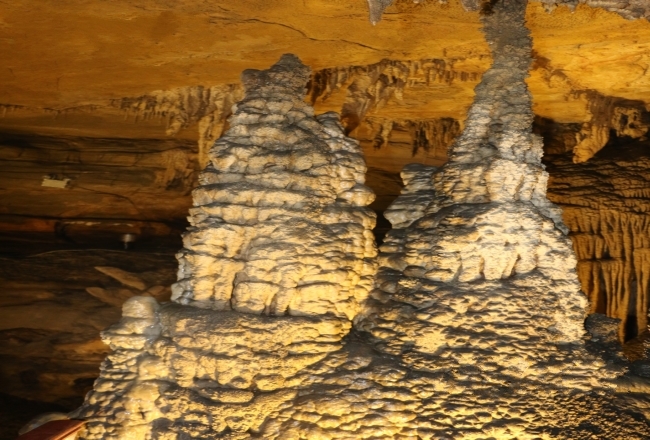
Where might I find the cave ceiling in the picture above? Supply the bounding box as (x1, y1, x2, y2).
(1, 0, 650, 226)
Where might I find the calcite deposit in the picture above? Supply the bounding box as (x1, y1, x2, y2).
(172, 54, 377, 319)
(70, 2, 650, 439)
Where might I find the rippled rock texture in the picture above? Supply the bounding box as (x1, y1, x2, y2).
(173, 54, 378, 319)
(71, 2, 650, 439)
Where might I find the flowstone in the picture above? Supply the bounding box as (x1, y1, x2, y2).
(71, 4, 650, 439)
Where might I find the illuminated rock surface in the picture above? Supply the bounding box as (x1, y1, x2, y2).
(173, 54, 378, 318)
(2, 2, 650, 439)
(70, 2, 650, 439)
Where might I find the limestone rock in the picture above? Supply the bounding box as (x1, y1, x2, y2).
(173, 54, 378, 321)
(571, 92, 649, 163)
(70, 297, 163, 439)
(356, 0, 640, 433)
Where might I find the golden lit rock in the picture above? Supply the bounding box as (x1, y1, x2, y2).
(69, 2, 650, 438)
(4, 0, 650, 438)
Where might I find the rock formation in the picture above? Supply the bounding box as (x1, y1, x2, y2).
(116, 85, 244, 168)
(569, 92, 650, 164)
(71, 54, 379, 438)
(172, 54, 378, 319)
(351, 0, 649, 437)
(70, 2, 650, 439)
(545, 136, 650, 340)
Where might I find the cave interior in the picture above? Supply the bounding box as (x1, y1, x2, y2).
(3, 0, 650, 438)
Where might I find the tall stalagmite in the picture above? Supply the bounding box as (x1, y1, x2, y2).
(71, 55, 379, 439)
(69, 3, 650, 439)
(367, 0, 590, 368)
(173, 54, 377, 319)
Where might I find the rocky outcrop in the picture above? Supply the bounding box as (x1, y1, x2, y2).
(172, 54, 377, 319)
(571, 92, 649, 163)
(0, 133, 198, 239)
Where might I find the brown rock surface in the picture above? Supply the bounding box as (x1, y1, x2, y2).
(0, 243, 178, 439)
(545, 135, 650, 341)
(0, 2, 649, 220)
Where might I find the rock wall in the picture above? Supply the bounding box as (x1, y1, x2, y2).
(0, 248, 177, 409)
(545, 139, 650, 340)
(0, 134, 198, 238)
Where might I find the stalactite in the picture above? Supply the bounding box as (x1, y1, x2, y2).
(365, 116, 461, 156)
(307, 59, 481, 133)
(547, 149, 650, 339)
(366, 0, 650, 24)
(111, 58, 480, 168)
(366, 0, 394, 25)
(114, 85, 244, 168)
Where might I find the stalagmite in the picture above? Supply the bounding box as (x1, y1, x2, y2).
(71, 54, 380, 439)
(69, 2, 650, 439)
(347, 1, 649, 437)
(172, 54, 377, 319)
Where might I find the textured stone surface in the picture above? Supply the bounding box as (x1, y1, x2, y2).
(545, 136, 650, 340)
(71, 3, 650, 439)
(0, 247, 176, 408)
(2, 2, 650, 228)
(173, 54, 378, 319)
(361, 0, 624, 411)
(5, 0, 650, 436)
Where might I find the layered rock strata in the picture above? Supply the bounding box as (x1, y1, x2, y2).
(172, 54, 378, 320)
